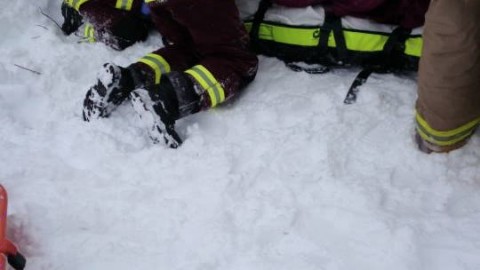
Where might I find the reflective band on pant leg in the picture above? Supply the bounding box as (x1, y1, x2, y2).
(185, 65, 225, 107)
(115, 0, 134, 10)
(65, 0, 90, 11)
(144, 0, 156, 3)
(415, 111, 480, 146)
(84, 24, 96, 43)
(137, 53, 171, 84)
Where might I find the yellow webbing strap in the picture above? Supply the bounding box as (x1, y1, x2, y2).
(185, 65, 225, 107)
(244, 21, 423, 57)
(84, 24, 95, 43)
(137, 53, 171, 84)
(115, 0, 134, 10)
(415, 111, 480, 146)
(64, 0, 90, 11)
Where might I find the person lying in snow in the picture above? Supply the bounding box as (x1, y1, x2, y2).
(414, 0, 480, 153)
(64, 0, 258, 148)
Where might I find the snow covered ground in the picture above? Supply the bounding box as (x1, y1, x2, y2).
(2, 1, 480, 270)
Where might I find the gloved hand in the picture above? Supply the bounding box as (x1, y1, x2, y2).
(61, 2, 84, 35)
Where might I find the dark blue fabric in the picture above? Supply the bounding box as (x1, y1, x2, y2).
(141, 2, 150, 16)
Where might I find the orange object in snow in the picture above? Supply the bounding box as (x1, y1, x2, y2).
(0, 185, 26, 270)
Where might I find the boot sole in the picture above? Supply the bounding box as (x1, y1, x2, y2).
(130, 90, 182, 148)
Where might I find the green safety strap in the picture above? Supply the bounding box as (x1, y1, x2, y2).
(244, 21, 422, 57)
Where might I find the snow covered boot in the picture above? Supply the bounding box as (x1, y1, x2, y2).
(130, 71, 200, 148)
(61, 2, 84, 35)
(83, 63, 135, 121)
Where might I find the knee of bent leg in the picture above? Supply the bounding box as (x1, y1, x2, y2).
(110, 16, 149, 50)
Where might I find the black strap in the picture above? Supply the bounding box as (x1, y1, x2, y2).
(318, 12, 348, 65)
(343, 27, 412, 104)
(343, 68, 373, 104)
(317, 13, 331, 53)
(328, 14, 348, 64)
(8, 252, 26, 270)
(249, 0, 272, 52)
(378, 27, 412, 72)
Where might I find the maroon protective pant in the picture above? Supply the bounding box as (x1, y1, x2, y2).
(136, 0, 258, 109)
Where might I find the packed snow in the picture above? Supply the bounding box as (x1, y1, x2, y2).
(1, 1, 480, 270)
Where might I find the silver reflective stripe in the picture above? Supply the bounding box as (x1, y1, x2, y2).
(143, 55, 168, 74)
(120, 0, 128, 9)
(190, 66, 222, 105)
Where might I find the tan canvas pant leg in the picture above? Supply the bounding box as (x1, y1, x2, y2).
(415, 0, 480, 150)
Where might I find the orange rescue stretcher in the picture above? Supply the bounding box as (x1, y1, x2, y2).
(0, 185, 26, 270)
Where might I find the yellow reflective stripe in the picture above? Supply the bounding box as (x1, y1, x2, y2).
(144, 0, 156, 3)
(137, 54, 171, 84)
(342, 31, 387, 52)
(405, 37, 423, 57)
(245, 22, 319, 46)
(415, 111, 480, 146)
(416, 126, 474, 147)
(185, 65, 225, 107)
(115, 0, 134, 10)
(84, 24, 95, 43)
(65, 0, 89, 11)
(245, 22, 423, 57)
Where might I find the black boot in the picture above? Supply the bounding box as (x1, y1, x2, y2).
(61, 2, 84, 35)
(83, 63, 136, 121)
(130, 71, 200, 148)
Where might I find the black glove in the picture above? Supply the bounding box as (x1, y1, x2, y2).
(61, 2, 84, 35)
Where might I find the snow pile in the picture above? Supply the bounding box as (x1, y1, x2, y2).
(1, 1, 480, 270)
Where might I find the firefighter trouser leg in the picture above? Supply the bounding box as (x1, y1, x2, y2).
(415, 0, 480, 151)
(138, 0, 258, 110)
